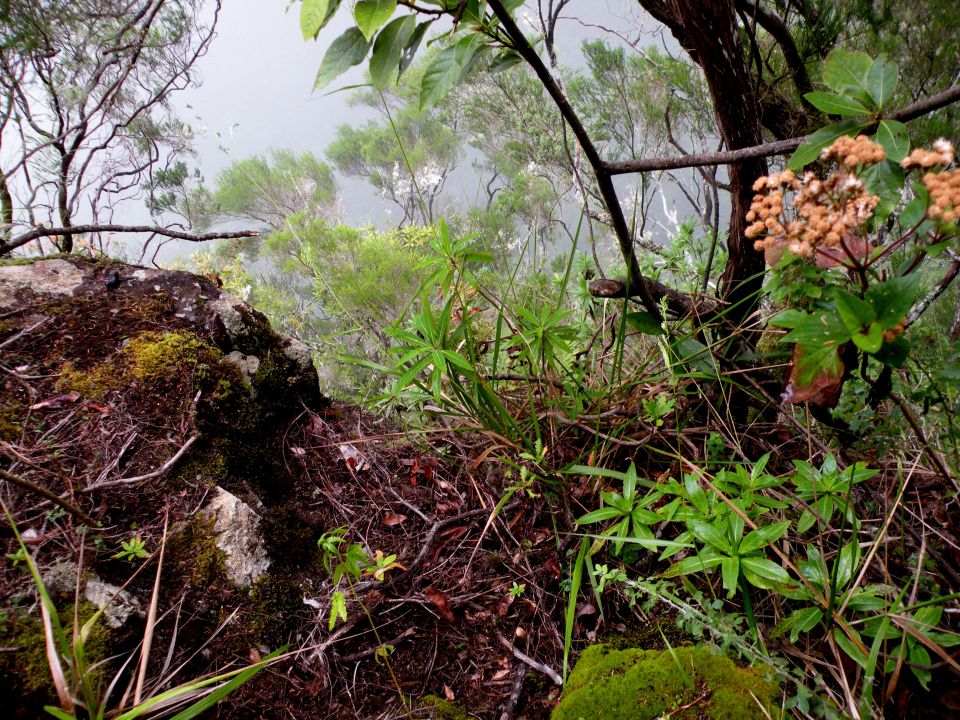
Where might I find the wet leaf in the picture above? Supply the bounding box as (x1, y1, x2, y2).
(427, 586, 455, 622)
(29, 392, 81, 410)
(782, 343, 845, 408)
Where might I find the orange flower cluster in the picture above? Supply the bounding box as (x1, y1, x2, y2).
(820, 134, 885, 167)
(925, 170, 960, 222)
(901, 138, 954, 169)
(746, 160, 879, 263)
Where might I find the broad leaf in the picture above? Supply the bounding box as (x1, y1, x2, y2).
(822, 48, 875, 106)
(740, 556, 791, 584)
(874, 119, 909, 162)
(354, 0, 397, 41)
(625, 311, 665, 336)
(400, 20, 432, 77)
(782, 342, 845, 408)
(861, 159, 905, 222)
(369, 15, 415, 88)
(687, 519, 732, 554)
(420, 34, 483, 110)
(301, 0, 334, 39)
(739, 520, 791, 555)
(787, 119, 870, 170)
(721, 556, 740, 597)
(804, 91, 871, 117)
(866, 55, 899, 110)
(865, 273, 924, 327)
(314, 27, 372, 90)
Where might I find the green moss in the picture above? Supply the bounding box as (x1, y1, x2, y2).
(552, 644, 779, 720)
(166, 515, 228, 588)
(58, 330, 223, 399)
(0, 601, 110, 709)
(0, 400, 25, 441)
(418, 695, 471, 720)
(248, 574, 305, 645)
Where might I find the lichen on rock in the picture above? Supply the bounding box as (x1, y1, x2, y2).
(204, 486, 271, 590)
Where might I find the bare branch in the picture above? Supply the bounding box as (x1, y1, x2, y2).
(606, 83, 960, 175)
(3, 224, 259, 254)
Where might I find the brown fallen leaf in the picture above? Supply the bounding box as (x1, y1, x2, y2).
(443, 684, 455, 701)
(426, 586, 455, 623)
(29, 392, 81, 410)
(382, 512, 407, 527)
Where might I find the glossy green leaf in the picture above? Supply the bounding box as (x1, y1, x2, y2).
(577, 506, 626, 524)
(420, 34, 483, 111)
(354, 0, 397, 41)
(865, 273, 924, 328)
(369, 15, 414, 88)
(739, 520, 791, 555)
(780, 606, 823, 643)
(866, 55, 899, 110)
(663, 551, 725, 577)
(687, 519, 732, 554)
(314, 27, 372, 90)
(834, 627, 869, 668)
(822, 48, 875, 105)
(787, 119, 870, 170)
(874, 119, 909, 162)
(804, 91, 871, 117)
(740, 556, 791, 584)
(721, 556, 740, 597)
(625, 311, 665, 336)
(861, 159, 905, 222)
(301, 0, 334, 39)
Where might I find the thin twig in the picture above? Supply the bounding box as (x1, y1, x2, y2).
(496, 633, 562, 686)
(0, 468, 98, 526)
(81, 435, 198, 492)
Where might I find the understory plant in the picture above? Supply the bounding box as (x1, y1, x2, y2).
(2, 504, 281, 720)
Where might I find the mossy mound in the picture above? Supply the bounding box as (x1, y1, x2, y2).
(0, 601, 111, 717)
(552, 644, 779, 720)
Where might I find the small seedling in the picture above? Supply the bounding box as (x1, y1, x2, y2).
(509, 582, 526, 598)
(113, 535, 148, 562)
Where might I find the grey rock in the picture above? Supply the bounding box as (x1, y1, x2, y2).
(0, 259, 86, 308)
(204, 487, 270, 590)
(84, 577, 143, 629)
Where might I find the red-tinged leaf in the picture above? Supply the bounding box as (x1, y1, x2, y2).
(782, 342, 846, 409)
(497, 592, 515, 617)
(443, 684, 455, 701)
(338, 443, 369, 471)
(435, 501, 462, 514)
(29, 392, 81, 410)
(86, 402, 112, 414)
(426, 586, 455, 623)
(422, 463, 435, 481)
(815, 233, 874, 268)
(382, 513, 407, 527)
(491, 668, 511, 681)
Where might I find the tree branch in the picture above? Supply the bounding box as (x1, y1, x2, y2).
(486, 0, 662, 316)
(605, 83, 960, 175)
(2, 224, 260, 255)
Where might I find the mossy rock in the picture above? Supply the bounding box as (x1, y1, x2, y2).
(552, 644, 779, 720)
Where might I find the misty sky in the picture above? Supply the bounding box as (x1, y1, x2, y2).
(172, 1, 663, 229)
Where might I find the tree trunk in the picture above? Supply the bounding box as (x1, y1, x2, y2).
(638, 0, 768, 333)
